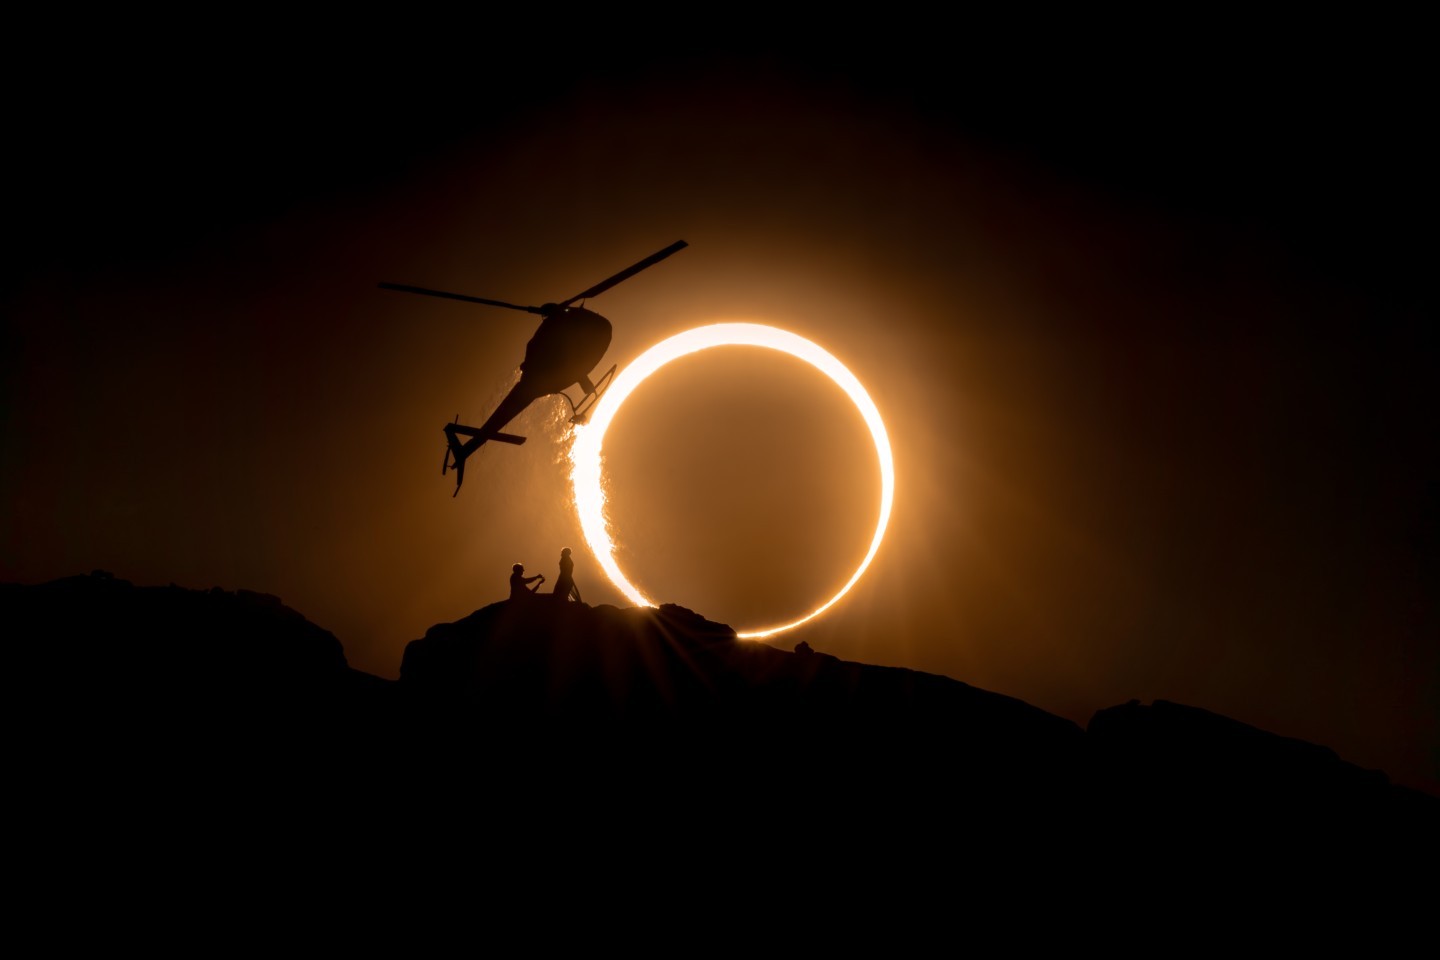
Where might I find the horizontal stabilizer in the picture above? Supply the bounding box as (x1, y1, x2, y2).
(491, 432, 527, 445)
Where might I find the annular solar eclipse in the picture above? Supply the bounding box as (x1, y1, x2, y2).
(570, 323, 895, 639)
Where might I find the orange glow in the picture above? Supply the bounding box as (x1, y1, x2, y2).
(570, 323, 895, 638)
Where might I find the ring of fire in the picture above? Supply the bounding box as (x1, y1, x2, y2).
(569, 322, 895, 639)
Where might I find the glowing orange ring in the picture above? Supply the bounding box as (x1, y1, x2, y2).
(569, 323, 895, 639)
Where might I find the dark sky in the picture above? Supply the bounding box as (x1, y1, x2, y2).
(4, 19, 1435, 793)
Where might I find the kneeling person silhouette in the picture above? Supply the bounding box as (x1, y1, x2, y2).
(509, 563, 544, 600)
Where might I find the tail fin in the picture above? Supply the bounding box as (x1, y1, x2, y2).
(441, 418, 527, 496)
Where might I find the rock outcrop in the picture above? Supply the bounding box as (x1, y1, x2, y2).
(3, 572, 1432, 871)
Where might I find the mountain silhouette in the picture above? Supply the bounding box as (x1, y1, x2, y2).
(6, 570, 1433, 895)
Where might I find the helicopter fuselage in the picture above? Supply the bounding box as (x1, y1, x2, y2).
(470, 307, 612, 440)
(519, 306, 612, 396)
(381, 239, 685, 494)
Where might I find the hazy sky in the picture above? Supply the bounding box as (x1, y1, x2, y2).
(4, 20, 1434, 792)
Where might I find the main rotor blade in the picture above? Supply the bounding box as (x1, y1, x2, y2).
(378, 282, 543, 315)
(559, 240, 688, 307)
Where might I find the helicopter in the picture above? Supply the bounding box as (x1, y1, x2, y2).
(380, 240, 688, 495)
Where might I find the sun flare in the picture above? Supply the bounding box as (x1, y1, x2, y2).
(569, 323, 894, 639)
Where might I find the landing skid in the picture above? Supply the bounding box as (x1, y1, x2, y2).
(565, 364, 617, 425)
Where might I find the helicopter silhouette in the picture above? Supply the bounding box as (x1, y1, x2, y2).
(380, 240, 688, 495)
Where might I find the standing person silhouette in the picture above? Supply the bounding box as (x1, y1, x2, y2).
(551, 547, 581, 602)
(509, 563, 544, 600)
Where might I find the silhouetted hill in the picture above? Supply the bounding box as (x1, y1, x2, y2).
(4, 571, 1433, 881)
